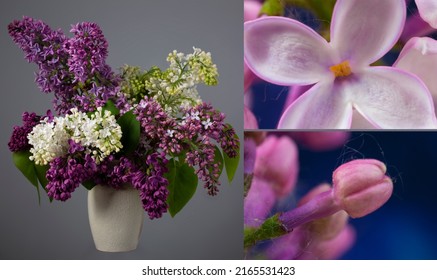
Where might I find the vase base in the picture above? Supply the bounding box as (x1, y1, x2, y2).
(88, 184, 145, 253)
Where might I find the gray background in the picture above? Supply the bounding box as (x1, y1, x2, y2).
(0, 0, 243, 259)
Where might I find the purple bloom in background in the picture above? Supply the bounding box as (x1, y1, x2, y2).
(244, 0, 437, 128)
(8, 112, 41, 152)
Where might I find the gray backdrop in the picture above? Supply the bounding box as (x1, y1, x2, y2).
(0, 0, 243, 259)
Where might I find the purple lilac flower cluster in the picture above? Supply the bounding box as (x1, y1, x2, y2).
(132, 153, 169, 219)
(8, 112, 41, 152)
(8, 17, 118, 114)
(134, 99, 239, 196)
(46, 140, 97, 201)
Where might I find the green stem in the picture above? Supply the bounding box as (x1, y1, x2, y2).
(244, 214, 288, 249)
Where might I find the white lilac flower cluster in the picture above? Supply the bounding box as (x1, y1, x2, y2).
(146, 47, 219, 114)
(28, 107, 122, 165)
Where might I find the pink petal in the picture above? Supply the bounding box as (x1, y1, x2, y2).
(288, 131, 350, 151)
(416, 0, 437, 28)
(254, 135, 298, 197)
(244, 17, 335, 86)
(330, 0, 405, 68)
(244, 177, 276, 227)
(278, 81, 353, 129)
(283, 85, 312, 112)
(401, 13, 435, 42)
(394, 37, 437, 114)
(244, 106, 258, 129)
(244, 0, 261, 22)
(351, 67, 437, 128)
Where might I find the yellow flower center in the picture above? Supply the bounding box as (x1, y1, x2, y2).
(329, 61, 352, 78)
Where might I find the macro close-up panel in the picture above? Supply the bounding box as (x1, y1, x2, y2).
(244, 131, 437, 259)
(0, 0, 243, 260)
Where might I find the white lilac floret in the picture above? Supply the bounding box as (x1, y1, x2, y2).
(27, 107, 122, 165)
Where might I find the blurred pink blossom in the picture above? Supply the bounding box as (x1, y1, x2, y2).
(254, 135, 299, 197)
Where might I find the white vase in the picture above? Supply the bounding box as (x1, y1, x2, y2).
(88, 184, 145, 252)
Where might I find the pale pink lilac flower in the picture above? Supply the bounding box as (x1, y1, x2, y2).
(394, 37, 437, 114)
(244, 0, 437, 129)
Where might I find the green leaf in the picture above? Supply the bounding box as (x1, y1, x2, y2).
(260, 0, 284, 16)
(12, 151, 40, 203)
(213, 145, 224, 178)
(34, 164, 52, 202)
(117, 110, 140, 154)
(34, 164, 49, 188)
(223, 133, 240, 183)
(102, 100, 120, 116)
(165, 159, 198, 217)
(82, 180, 96, 190)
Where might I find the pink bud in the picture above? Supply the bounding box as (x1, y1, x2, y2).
(333, 159, 393, 218)
(279, 159, 393, 229)
(254, 135, 298, 197)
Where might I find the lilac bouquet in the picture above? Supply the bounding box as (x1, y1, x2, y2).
(7, 17, 239, 219)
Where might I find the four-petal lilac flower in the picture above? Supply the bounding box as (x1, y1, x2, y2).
(244, 0, 437, 129)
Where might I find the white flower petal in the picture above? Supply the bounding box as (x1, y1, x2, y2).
(244, 17, 336, 86)
(330, 0, 405, 68)
(278, 81, 353, 129)
(351, 67, 437, 129)
(394, 37, 437, 114)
